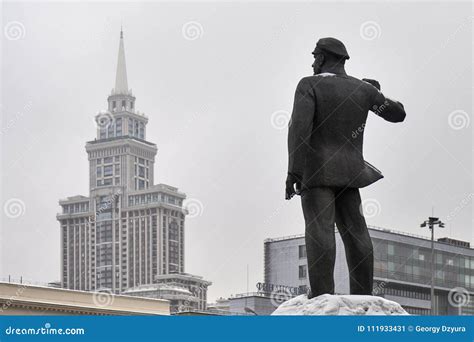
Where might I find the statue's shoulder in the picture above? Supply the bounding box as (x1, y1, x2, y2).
(296, 74, 337, 89)
(305, 73, 359, 83)
(302, 73, 338, 83)
(346, 75, 380, 94)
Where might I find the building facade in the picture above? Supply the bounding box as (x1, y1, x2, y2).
(264, 226, 474, 315)
(124, 273, 211, 313)
(0, 282, 169, 316)
(227, 292, 278, 316)
(56, 31, 206, 301)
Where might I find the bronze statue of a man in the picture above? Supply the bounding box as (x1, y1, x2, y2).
(285, 37, 406, 297)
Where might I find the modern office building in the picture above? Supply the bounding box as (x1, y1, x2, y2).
(264, 226, 474, 315)
(56, 30, 210, 305)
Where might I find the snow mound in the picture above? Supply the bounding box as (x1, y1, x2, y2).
(272, 294, 409, 316)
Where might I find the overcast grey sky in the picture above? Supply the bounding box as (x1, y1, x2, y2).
(1, 1, 472, 302)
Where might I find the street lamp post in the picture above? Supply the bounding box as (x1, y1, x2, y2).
(420, 216, 445, 315)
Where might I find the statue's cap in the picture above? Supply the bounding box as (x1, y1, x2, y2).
(313, 37, 350, 60)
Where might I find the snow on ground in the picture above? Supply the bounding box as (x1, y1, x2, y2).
(272, 294, 409, 316)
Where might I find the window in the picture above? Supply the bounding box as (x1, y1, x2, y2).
(388, 244, 394, 255)
(115, 177, 120, 185)
(96, 167, 102, 177)
(298, 245, 306, 259)
(107, 123, 114, 138)
(112, 101, 116, 110)
(122, 100, 126, 110)
(103, 178, 113, 186)
(104, 157, 113, 164)
(97, 158, 102, 165)
(299, 265, 307, 279)
(115, 164, 120, 174)
(104, 165, 113, 177)
(138, 179, 145, 190)
(131, 101, 134, 109)
(116, 118, 122, 136)
(138, 166, 145, 177)
(128, 118, 133, 136)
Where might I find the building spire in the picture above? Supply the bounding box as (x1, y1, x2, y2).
(114, 28, 128, 95)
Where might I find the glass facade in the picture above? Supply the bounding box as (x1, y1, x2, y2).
(373, 238, 474, 291)
(264, 228, 474, 316)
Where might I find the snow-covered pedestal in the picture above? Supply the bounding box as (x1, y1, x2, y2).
(272, 294, 408, 316)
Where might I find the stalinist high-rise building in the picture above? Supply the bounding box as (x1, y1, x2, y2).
(57, 30, 210, 310)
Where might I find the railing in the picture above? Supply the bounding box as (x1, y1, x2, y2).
(264, 225, 433, 244)
(231, 292, 272, 298)
(0, 276, 57, 288)
(368, 225, 431, 241)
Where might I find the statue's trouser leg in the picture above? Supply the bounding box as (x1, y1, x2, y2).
(334, 187, 374, 295)
(301, 187, 336, 297)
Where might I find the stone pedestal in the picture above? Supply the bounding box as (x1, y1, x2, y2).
(272, 294, 408, 315)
